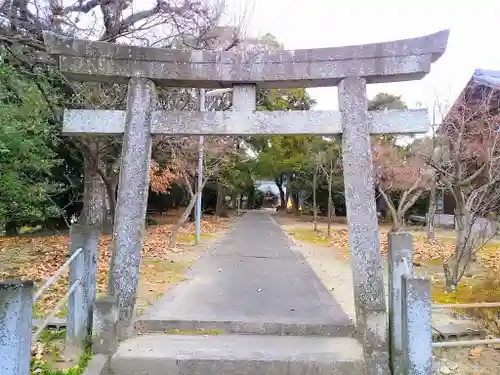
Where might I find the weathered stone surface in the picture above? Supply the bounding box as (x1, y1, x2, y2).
(92, 295, 118, 355)
(66, 229, 86, 358)
(110, 334, 365, 375)
(108, 78, 156, 339)
(0, 280, 34, 375)
(387, 232, 413, 375)
(66, 224, 99, 359)
(402, 276, 432, 375)
(43, 30, 449, 88)
(232, 84, 257, 110)
(432, 322, 486, 342)
(62, 108, 429, 135)
(338, 77, 390, 375)
(137, 212, 354, 337)
(82, 353, 109, 375)
(63, 110, 125, 135)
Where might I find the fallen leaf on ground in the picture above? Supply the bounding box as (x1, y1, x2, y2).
(469, 347, 484, 358)
(0, 215, 232, 314)
(326, 228, 500, 270)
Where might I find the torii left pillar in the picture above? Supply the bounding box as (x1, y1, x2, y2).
(108, 78, 157, 338)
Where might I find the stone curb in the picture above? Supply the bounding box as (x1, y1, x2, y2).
(135, 318, 354, 337)
(83, 354, 109, 375)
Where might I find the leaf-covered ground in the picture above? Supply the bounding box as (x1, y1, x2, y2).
(0, 214, 233, 316)
(283, 218, 500, 339)
(0, 212, 234, 375)
(286, 225, 500, 375)
(286, 225, 500, 272)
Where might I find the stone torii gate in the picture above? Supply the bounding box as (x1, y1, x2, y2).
(43, 29, 448, 374)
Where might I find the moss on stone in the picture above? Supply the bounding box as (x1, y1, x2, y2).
(164, 328, 225, 335)
(432, 275, 500, 335)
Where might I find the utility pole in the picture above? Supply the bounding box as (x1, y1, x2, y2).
(195, 88, 233, 244)
(195, 89, 205, 245)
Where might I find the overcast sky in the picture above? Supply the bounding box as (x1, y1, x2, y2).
(230, 0, 500, 115)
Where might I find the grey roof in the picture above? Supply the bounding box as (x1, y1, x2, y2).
(441, 68, 500, 125)
(471, 69, 500, 90)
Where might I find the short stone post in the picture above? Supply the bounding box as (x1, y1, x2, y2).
(82, 224, 99, 328)
(66, 224, 99, 357)
(402, 275, 432, 375)
(66, 226, 87, 357)
(388, 232, 413, 374)
(92, 295, 118, 355)
(0, 280, 34, 375)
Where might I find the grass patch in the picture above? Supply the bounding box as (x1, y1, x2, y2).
(432, 274, 500, 335)
(135, 258, 191, 313)
(31, 348, 91, 375)
(19, 224, 43, 234)
(287, 228, 330, 246)
(165, 328, 225, 335)
(480, 242, 500, 254)
(176, 233, 217, 243)
(424, 258, 443, 266)
(33, 304, 67, 319)
(31, 328, 92, 375)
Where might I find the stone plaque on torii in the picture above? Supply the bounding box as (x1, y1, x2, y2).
(44, 29, 448, 374)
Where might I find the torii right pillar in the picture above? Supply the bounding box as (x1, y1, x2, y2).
(339, 76, 389, 373)
(336, 34, 449, 374)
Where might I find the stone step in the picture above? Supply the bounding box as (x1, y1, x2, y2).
(110, 334, 365, 375)
(134, 318, 355, 337)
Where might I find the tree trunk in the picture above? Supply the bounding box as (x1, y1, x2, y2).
(285, 173, 291, 211)
(102, 185, 112, 235)
(275, 176, 286, 210)
(292, 193, 300, 215)
(327, 175, 332, 236)
(378, 187, 402, 232)
(4, 221, 19, 236)
(237, 194, 242, 214)
(247, 187, 255, 209)
(313, 168, 318, 231)
(100, 171, 118, 235)
(169, 192, 197, 248)
(78, 141, 103, 341)
(427, 177, 437, 241)
(444, 203, 472, 291)
(394, 213, 404, 232)
(215, 182, 224, 216)
(81, 143, 104, 228)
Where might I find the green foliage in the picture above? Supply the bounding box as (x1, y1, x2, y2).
(219, 157, 257, 193)
(368, 92, 407, 110)
(31, 348, 91, 375)
(147, 217, 160, 226)
(251, 189, 265, 208)
(0, 63, 62, 229)
(256, 135, 316, 180)
(31, 329, 92, 375)
(257, 88, 315, 112)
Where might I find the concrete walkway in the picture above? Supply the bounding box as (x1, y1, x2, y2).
(137, 211, 354, 336)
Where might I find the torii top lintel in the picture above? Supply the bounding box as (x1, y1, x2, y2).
(43, 30, 449, 89)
